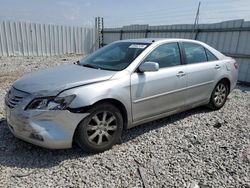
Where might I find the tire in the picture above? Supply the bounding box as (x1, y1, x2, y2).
(75, 102, 123, 153)
(208, 80, 229, 110)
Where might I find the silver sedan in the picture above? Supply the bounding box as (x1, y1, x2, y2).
(5, 38, 238, 152)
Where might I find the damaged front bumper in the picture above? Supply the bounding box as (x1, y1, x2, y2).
(5, 100, 89, 149)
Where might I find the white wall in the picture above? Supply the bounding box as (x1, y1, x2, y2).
(0, 21, 95, 56)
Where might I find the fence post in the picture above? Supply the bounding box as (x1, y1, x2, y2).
(120, 30, 123, 40)
(145, 29, 149, 38)
(235, 20, 244, 55)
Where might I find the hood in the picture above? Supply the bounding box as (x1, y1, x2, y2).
(13, 64, 116, 95)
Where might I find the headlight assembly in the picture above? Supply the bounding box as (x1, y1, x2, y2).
(26, 95, 76, 110)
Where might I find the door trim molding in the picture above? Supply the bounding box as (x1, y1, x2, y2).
(133, 80, 214, 104)
(130, 99, 209, 128)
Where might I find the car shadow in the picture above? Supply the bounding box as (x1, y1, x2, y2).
(121, 106, 211, 143)
(236, 83, 250, 92)
(0, 106, 211, 170)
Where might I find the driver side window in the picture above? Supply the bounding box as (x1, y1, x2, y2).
(144, 43, 181, 68)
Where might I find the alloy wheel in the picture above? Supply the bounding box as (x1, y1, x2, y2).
(86, 111, 117, 146)
(214, 83, 227, 106)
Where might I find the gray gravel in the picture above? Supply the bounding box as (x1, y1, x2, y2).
(0, 55, 250, 187)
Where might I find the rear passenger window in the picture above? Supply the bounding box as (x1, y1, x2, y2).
(205, 49, 218, 61)
(183, 43, 207, 64)
(144, 43, 181, 68)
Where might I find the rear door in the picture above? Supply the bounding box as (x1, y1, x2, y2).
(181, 42, 219, 105)
(130, 42, 187, 122)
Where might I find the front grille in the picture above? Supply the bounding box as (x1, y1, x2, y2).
(5, 87, 30, 109)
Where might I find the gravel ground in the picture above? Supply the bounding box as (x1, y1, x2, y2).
(0, 55, 249, 188)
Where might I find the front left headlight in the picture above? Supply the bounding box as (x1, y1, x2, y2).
(26, 95, 76, 110)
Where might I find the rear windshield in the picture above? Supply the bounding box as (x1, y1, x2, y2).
(79, 42, 150, 71)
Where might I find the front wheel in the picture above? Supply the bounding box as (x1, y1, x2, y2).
(208, 81, 229, 110)
(75, 102, 123, 153)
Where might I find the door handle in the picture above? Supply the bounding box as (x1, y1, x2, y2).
(176, 71, 186, 77)
(215, 64, 221, 69)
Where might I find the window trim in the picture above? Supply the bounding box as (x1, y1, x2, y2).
(135, 42, 184, 72)
(204, 48, 219, 62)
(178, 42, 187, 65)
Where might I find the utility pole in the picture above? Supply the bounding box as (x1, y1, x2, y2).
(193, 1, 201, 40)
(94, 17, 98, 51)
(101, 17, 104, 47)
(94, 17, 104, 49)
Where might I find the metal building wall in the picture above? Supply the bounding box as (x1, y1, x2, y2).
(0, 21, 95, 57)
(103, 19, 250, 83)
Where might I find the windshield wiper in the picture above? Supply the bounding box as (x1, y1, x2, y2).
(73, 60, 80, 65)
(82, 64, 101, 69)
(81, 64, 118, 71)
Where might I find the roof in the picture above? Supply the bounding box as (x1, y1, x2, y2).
(119, 38, 164, 43)
(119, 38, 200, 44)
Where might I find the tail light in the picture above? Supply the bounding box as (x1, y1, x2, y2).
(234, 62, 239, 69)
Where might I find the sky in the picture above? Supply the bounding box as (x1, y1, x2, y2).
(0, 0, 250, 28)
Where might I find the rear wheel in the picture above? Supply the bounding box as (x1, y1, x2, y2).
(75, 102, 123, 153)
(208, 81, 229, 110)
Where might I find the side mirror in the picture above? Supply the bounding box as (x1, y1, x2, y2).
(139, 62, 159, 72)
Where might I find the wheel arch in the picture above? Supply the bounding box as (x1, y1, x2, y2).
(217, 77, 231, 93)
(72, 98, 129, 147)
(208, 77, 231, 110)
(208, 77, 231, 103)
(92, 98, 128, 130)
(71, 98, 129, 132)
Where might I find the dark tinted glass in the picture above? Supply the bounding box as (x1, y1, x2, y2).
(144, 43, 181, 68)
(206, 49, 218, 61)
(183, 42, 207, 64)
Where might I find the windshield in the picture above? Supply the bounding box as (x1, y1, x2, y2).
(79, 42, 150, 71)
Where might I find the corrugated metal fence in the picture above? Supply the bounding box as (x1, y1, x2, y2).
(103, 19, 250, 83)
(0, 21, 95, 56)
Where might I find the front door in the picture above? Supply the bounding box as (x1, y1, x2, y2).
(131, 42, 187, 122)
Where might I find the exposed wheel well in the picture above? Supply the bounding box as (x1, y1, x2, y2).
(93, 99, 128, 129)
